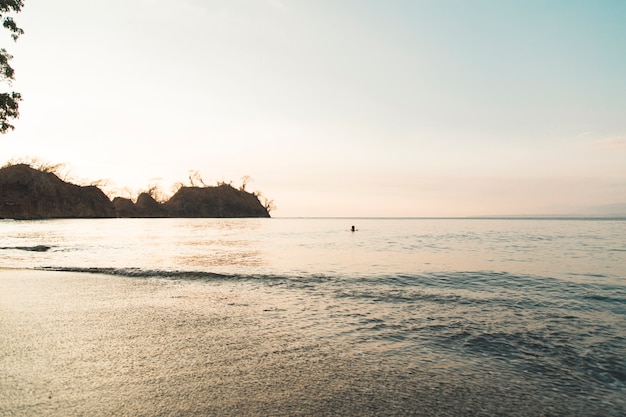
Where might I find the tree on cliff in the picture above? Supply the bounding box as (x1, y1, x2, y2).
(0, 0, 24, 134)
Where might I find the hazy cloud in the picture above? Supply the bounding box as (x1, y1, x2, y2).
(589, 137, 626, 152)
(268, 0, 286, 10)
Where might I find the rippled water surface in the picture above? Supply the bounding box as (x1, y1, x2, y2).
(1, 218, 625, 416)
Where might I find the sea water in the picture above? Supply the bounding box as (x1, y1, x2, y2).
(1, 217, 625, 415)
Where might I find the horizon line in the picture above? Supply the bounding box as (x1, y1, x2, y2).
(272, 215, 626, 220)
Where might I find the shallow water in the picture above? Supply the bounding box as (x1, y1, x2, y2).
(1, 218, 625, 415)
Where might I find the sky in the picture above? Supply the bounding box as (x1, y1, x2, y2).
(1, 0, 625, 217)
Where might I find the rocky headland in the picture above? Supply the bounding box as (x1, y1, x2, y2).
(0, 164, 270, 219)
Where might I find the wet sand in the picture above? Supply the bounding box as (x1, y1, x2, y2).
(0, 269, 613, 416)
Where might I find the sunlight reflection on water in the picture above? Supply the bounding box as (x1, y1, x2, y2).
(0, 218, 625, 282)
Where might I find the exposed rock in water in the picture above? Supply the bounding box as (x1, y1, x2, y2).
(0, 164, 271, 219)
(0, 164, 115, 219)
(0, 245, 51, 252)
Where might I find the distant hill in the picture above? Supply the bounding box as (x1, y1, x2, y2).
(0, 164, 115, 219)
(164, 185, 269, 218)
(0, 164, 270, 219)
(576, 203, 626, 218)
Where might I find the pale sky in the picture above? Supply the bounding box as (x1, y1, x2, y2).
(2, 0, 625, 217)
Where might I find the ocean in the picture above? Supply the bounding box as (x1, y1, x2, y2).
(1, 217, 625, 416)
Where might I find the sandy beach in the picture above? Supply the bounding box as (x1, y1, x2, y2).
(1, 268, 619, 416)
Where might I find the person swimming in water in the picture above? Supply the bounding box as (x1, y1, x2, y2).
(351, 225, 356, 232)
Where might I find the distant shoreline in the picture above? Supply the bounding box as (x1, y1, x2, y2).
(2, 216, 626, 221)
(0, 164, 271, 219)
(270, 216, 626, 220)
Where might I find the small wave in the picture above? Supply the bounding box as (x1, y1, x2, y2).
(35, 266, 338, 286)
(36, 266, 235, 280)
(584, 294, 626, 304)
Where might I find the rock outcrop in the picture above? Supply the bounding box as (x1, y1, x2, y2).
(135, 192, 168, 217)
(112, 197, 137, 217)
(164, 185, 270, 218)
(110, 186, 270, 218)
(0, 164, 115, 219)
(0, 164, 271, 219)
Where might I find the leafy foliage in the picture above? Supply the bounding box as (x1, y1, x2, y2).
(0, 91, 19, 131)
(0, 0, 23, 134)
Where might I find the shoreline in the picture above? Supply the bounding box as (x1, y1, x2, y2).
(1, 269, 621, 416)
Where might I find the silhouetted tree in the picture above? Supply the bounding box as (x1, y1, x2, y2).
(0, 0, 24, 133)
(254, 190, 276, 214)
(262, 197, 276, 214)
(239, 175, 253, 192)
(145, 178, 168, 202)
(88, 178, 110, 188)
(2, 157, 67, 178)
(121, 186, 135, 200)
(188, 170, 206, 187)
(171, 181, 184, 195)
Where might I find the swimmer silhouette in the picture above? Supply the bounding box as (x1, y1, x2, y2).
(351, 225, 356, 232)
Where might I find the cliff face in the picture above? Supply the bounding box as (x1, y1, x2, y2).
(0, 164, 115, 219)
(0, 164, 270, 219)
